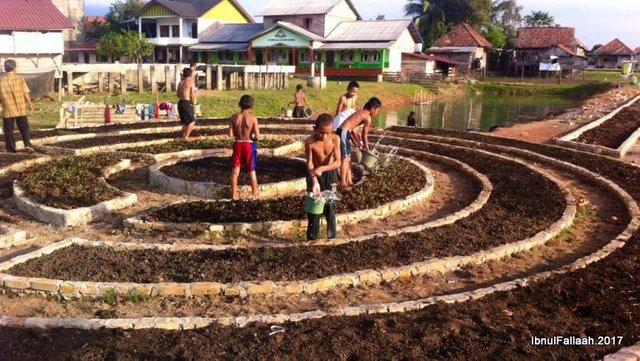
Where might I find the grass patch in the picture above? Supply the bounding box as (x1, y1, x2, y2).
(29, 81, 426, 130)
(469, 82, 613, 99)
(102, 289, 117, 306)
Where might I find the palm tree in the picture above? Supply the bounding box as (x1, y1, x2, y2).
(404, 0, 447, 48)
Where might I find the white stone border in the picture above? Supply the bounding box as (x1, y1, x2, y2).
(0, 156, 52, 178)
(125, 155, 435, 236)
(0, 131, 636, 332)
(0, 147, 577, 299)
(12, 160, 138, 227)
(0, 226, 27, 250)
(556, 94, 640, 158)
(35, 134, 304, 156)
(150, 155, 307, 199)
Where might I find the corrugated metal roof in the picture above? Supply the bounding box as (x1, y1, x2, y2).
(200, 23, 264, 43)
(321, 42, 393, 50)
(428, 47, 479, 53)
(326, 20, 414, 42)
(258, 0, 361, 19)
(0, 0, 73, 31)
(189, 43, 248, 51)
(132, 0, 253, 21)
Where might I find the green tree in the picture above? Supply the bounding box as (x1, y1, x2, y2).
(489, 0, 522, 45)
(523, 10, 557, 27)
(96, 32, 122, 62)
(118, 31, 154, 64)
(405, 0, 492, 48)
(106, 0, 146, 32)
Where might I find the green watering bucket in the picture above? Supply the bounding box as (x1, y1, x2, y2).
(361, 150, 379, 168)
(304, 193, 326, 214)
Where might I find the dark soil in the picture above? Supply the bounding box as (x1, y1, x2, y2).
(3, 130, 640, 360)
(161, 156, 307, 184)
(122, 138, 290, 154)
(146, 159, 415, 224)
(9, 148, 565, 283)
(0, 153, 37, 168)
(52, 128, 301, 149)
(17, 155, 124, 209)
(26, 118, 312, 140)
(576, 102, 640, 148)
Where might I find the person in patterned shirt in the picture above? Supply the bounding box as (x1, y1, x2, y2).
(0, 59, 34, 153)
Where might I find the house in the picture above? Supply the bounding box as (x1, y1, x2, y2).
(52, 0, 85, 47)
(401, 53, 457, 80)
(190, 0, 423, 78)
(131, 0, 254, 63)
(593, 38, 635, 69)
(0, 0, 72, 84)
(65, 16, 108, 64)
(511, 27, 588, 77)
(427, 23, 492, 74)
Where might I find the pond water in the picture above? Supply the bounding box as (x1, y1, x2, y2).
(375, 94, 576, 131)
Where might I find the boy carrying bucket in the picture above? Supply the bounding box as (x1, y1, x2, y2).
(335, 97, 382, 188)
(305, 113, 342, 240)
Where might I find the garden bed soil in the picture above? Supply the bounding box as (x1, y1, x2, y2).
(8, 147, 565, 283)
(0, 153, 38, 169)
(575, 102, 640, 148)
(52, 128, 301, 149)
(145, 159, 411, 224)
(26, 118, 313, 140)
(2, 130, 640, 360)
(16, 155, 124, 209)
(161, 156, 307, 184)
(122, 138, 289, 154)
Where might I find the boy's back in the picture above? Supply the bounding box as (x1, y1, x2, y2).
(340, 110, 370, 132)
(230, 112, 258, 141)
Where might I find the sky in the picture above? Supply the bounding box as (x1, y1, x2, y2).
(85, 0, 640, 49)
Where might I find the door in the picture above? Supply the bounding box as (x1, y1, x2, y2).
(327, 51, 335, 67)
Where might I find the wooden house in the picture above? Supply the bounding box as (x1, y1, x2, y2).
(427, 23, 492, 74)
(593, 38, 635, 69)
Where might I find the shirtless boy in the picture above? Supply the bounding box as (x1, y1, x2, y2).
(336, 97, 382, 188)
(332, 80, 359, 130)
(229, 95, 260, 200)
(305, 113, 342, 240)
(177, 68, 196, 140)
(290, 84, 308, 118)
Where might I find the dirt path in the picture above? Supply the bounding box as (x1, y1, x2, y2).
(489, 86, 640, 143)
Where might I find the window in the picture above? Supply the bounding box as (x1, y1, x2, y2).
(269, 49, 288, 63)
(299, 51, 310, 63)
(191, 23, 198, 38)
(341, 51, 355, 63)
(304, 18, 312, 29)
(362, 51, 380, 63)
(237, 51, 248, 62)
(160, 25, 170, 37)
(171, 25, 179, 38)
(219, 50, 232, 62)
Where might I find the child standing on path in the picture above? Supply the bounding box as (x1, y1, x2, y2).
(305, 113, 342, 240)
(229, 95, 260, 200)
(336, 97, 382, 188)
(177, 68, 196, 140)
(407, 111, 416, 127)
(290, 84, 308, 118)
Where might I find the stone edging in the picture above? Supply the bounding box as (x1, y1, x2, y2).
(27, 123, 311, 148)
(1, 134, 637, 333)
(0, 226, 27, 250)
(124, 155, 435, 236)
(0, 156, 53, 178)
(12, 160, 138, 227)
(150, 155, 307, 199)
(0, 149, 574, 299)
(34, 131, 305, 156)
(555, 94, 640, 158)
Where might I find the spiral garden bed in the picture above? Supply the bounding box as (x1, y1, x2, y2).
(1, 117, 640, 359)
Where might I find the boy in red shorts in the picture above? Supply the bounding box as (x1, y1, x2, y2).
(229, 95, 261, 199)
